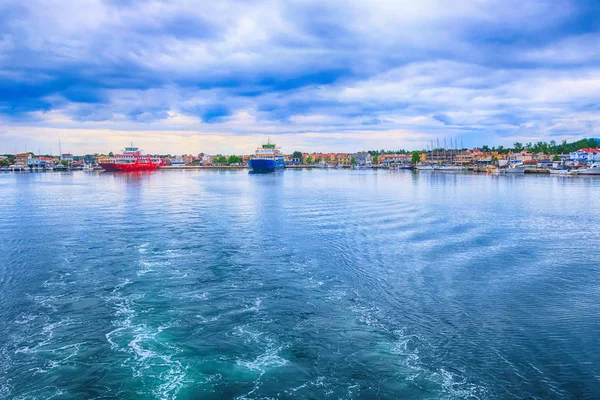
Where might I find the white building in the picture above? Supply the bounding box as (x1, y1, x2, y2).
(569, 148, 600, 162)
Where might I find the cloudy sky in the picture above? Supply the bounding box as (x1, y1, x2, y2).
(1, 0, 599, 155)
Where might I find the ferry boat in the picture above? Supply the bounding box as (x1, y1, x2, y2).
(98, 145, 163, 172)
(248, 140, 286, 172)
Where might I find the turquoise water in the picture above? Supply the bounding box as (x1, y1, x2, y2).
(1, 170, 599, 399)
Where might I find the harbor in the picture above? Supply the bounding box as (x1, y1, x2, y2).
(2, 139, 599, 176)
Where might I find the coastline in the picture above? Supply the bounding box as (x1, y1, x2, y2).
(159, 165, 316, 169)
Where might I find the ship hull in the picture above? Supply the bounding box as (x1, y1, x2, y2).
(99, 162, 119, 172)
(577, 169, 600, 175)
(248, 159, 285, 172)
(99, 162, 161, 172)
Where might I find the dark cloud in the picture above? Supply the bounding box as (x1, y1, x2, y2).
(0, 0, 599, 146)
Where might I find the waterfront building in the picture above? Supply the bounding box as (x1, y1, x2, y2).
(455, 150, 473, 164)
(510, 151, 534, 163)
(380, 154, 411, 166)
(182, 155, 195, 165)
(170, 157, 185, 166)
(14, 153, 31, 166)
(40, 156, 59, 167)
(27, 158, 46, 169)
(569, 148, 600, 162)
(337, 154, 352, 165)
(60, 153, 73, 162)
(533, 152, 551, 161)
(201, 154, 213, 165)
(351, 152, 372, 165)
(287, 156, 301, 165)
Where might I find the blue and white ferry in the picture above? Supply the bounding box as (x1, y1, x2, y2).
(248, 140, 286, 172)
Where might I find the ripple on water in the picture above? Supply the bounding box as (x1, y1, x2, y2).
(2, 170, 600, 399)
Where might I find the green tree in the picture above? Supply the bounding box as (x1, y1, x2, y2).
(525, 142, 533, 151)
(553, 154, 560, 161)
(513, 142, 523, 152)
(305, 156, 313, 164)
(411, 151, 420, 164)
(481, 145, 490, 152)
(108, 151, 114, 157)
(214, 155, 227, 165)
(350, 157, 356, 165)
(227, 155, 241, 165)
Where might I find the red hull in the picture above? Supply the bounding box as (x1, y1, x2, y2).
(99, 162, 162, 172)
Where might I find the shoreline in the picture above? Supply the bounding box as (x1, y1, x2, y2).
(159, 165, 316, 170)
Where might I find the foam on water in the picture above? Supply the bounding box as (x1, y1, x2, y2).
(104, 277, 191, 399)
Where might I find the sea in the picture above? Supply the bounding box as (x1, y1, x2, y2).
(0, 169, 599, 399)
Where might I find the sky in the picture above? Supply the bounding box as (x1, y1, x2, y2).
(1, 0, 599, 155)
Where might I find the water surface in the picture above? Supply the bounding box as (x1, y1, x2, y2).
(1, 170, 599, 399)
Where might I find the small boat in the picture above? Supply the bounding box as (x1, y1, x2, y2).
(577, 163, 600, 175)
(416, 164, 436, 170)
(352, 163, 373, 170)
(549, 169, 577, 176)
(505, 164, 526, 174)
(396, 165, 414, 170)
(437, 164, 467, 171)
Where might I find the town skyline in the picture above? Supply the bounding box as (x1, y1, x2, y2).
(4, 137, 597, 159)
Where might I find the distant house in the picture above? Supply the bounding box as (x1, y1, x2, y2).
(40, 156, 58, 167)
(569, 148, 600, 162)
(455, 151, 473, 164)
(533, 152, 551, 161)
(60, 153, 73, 162)
(334, 153, 352, 165)
(14, 153, 31, 166)
(380, 154, 411, 166)
(537, 160, 553, 168)
(170, 157, 185, 166)
(201, 154, 213, 165)
(510, 151, 533, 163)
(27, 158, 46, 168)
(351, 152, 372, 165)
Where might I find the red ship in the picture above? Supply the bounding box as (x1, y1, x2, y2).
(99, 145, 163, 172)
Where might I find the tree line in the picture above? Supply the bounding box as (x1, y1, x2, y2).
(478, 138, 598, 155)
